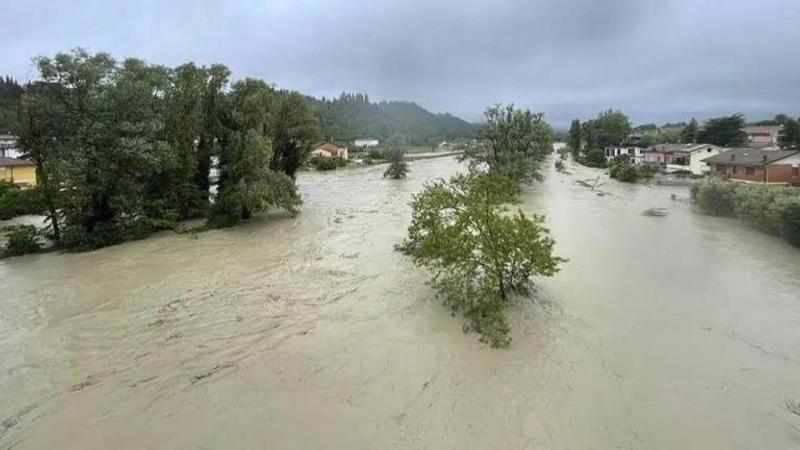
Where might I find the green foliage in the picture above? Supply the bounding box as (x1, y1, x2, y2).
(0, 183, 46, 220)
(383, 136, 409, 179)
(367, 148, 384, 160)
(691, 178, 800, 247)
(16, 48, 316, 250)
(681, 118, 699, 143)
(576, 149, 608, 168)
(464, 104, 554, 183)
(309, 155, 348, 171)
(0, 76, 23, 133)
(270, 91, 319, 178)
(2, 225, 42, 257)
(311, 93, 476, 146)
(568, 119, 582, 155)
(698, 114, 747, 147)
(778, 118, 800, 149)
(608, 154, 655, 183)
(402, 171, 564, 347)
(583, 109, 632, 149)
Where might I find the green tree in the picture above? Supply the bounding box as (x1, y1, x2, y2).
(568, 119, 582, 155)
(402, 172, 564, 347)
(465, 104, 554, 182)
(681, 118, 699, 143)
(383, 136, 409, 179)
(194, 64, 230, 211)
(210, 79, 301, 227)
(589, 109, 632, 148)
(697, 114, 747, 147)
(270, 91, 319, 178)
(778, 118, 800, 149)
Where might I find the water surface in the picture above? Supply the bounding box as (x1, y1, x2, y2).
(1, 157, 799, 449)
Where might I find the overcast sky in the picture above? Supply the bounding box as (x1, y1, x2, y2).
(2, 0, 798, 127)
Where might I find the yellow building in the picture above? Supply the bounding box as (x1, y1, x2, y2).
(0, 158, 36, 186)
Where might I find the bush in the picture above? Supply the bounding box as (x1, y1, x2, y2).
(367, 148, 384, 160)
(691, 178, 800, 247)
(690, 177, 738, 216)
(2, 225, 42, 257)
(607, 155, 655, 183)
(309, 155, 348, 171)
(576, 149, 607, 168)
(0, 182, 47, 220)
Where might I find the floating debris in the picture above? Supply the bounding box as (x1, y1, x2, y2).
(642, 207, 669, 217)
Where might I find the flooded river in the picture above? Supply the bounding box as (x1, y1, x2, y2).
(1, 156, 799, 449)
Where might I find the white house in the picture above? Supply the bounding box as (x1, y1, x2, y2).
(688, 144, 723, 175)
(354, 139, 379, 148)
(604, 145, 646, 164)
(0, 135, 22, 159)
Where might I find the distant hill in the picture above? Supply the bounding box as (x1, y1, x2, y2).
(309, 93, 478, 146)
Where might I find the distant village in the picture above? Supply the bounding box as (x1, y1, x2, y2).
(597, 124, 799, 184)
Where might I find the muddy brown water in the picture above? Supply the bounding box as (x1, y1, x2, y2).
(1, 157, 799, 449)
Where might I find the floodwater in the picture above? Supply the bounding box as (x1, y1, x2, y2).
(1, 156, 799, 449)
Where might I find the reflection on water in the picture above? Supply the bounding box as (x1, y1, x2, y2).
(1, 157, 799, 449)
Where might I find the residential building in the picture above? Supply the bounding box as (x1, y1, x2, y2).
(312, 143, 349, 159)
(705, 148, 800, 185)
(643, 143, 723, 175)
(743, 125, 782, 149)
(0, 135, 22, 159)
(354, 139, 379, 148)
(0, 157, 36, 186)
(604, 144, 646, 164)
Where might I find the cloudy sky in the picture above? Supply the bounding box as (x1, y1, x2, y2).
(1, 0, 798, 126)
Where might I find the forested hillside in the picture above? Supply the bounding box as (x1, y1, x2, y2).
(310, 93, 477, 146)
(0, 76, 23, 134)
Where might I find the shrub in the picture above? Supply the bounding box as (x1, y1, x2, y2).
(690, 177, 738, 216)
(0, 183, 47, 220)
(576, 149, 608, 168)
(2, 225, 42, 257)
(309, 155, 348, 171)
(367, 148, 384, 160)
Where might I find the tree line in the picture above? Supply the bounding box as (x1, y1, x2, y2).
(13, 48, 318, 251)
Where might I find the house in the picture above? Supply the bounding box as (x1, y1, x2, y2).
(743, 125, 782, 149)
(0, 157, 36, 186)
(604, 144, 646, 164)
(643, 143, 723, 175)
(705, 148, 800, 185)
(0, 135, 22, 159)
(354, 139, 379, 148)
(688, 144, 724, 175)
(312, 143, 348, 159)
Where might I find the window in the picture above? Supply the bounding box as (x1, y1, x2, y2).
(733, 166, 737, 174)
(793, 167, 799, 176)
(716, 165, 726, 173)
(746, 167, 755, 175)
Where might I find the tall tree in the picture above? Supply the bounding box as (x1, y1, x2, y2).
(588, 109, 632, 148)
(210, 79, 300, 227)
(697, 114, 747, 147)
(568, 119, 582, 155)
(779, 118, 800, 149)
(270, 91, 318, 178)
(681, 118, 699, 143)
(194, 64, 230, 210)
(465, 104, 554, 182)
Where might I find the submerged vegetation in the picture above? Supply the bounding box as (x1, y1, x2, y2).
(402, 104, 563, 347)
(383, 137, 409, 179)
(608, 155, 657, 183)
(691, 178, 800, 247)
(6, 48, 318, 254)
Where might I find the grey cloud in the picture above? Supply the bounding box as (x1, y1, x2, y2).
(1, 0, 797, 127)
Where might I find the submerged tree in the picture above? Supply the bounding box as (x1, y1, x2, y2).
(402, 172, 564, 347)
(270, 91, 319, 179)
(383, 136, 409, 179)
(209, 79, 301, 228)
(464, 104, 554, 183)
(568, 118, 582, 155)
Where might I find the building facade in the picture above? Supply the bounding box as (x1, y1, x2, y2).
(705, 148, 800, 185)
(312, 143, 349, 159)
(353, 139, 379, 148)
(0, 158, 36, 186)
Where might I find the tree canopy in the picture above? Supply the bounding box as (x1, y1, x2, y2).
(697, 114, 747, 147)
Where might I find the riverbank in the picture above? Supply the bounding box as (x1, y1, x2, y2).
(2, 156, 799, 449)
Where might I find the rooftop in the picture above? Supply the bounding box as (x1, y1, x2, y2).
(703, 148, 799, 166)
(0, 157, 35, 167)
